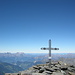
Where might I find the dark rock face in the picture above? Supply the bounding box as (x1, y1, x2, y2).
(5, 61, 75, 75)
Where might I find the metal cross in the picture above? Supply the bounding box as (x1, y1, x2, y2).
(41, 39, 59, 68)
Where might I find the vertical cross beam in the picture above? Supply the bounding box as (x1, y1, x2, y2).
(49, 40, 51, 68)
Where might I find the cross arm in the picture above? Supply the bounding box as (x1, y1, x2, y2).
(41, 47, 59, 50)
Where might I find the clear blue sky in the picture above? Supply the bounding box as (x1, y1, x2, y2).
(0, 0, 75, 53)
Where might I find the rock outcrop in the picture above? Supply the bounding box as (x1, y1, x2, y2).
(5, 61, 75, 75)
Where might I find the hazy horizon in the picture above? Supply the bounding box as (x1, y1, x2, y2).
(0, 52, 75, 54)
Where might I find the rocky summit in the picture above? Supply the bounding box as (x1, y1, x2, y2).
(5, 61, 75, 75)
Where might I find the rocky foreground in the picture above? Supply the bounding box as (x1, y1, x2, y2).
(5, 61, 75, 75)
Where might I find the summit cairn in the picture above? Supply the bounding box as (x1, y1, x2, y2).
(20, 61, 75, 75)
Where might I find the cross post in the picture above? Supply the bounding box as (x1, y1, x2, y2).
(49, 40, 51, 68)
(41, 39, 59, 68)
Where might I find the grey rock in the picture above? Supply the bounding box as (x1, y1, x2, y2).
(32, 73, 46, 75)
(61, 70, 66, 75)
(55, 64, 61, 68)
(51, 62, 59, 65)
(58, 61, 65, 65)
(61, 67, 68, 70)
(33, 66, 39, 70)
(68, 67, 72, 71)
(5, 73, 19, 75)
(70, 65, 75, 68)
(68, 72, 75, 75)
(45, 67, 55, 72)
(45, 71, 53, 74)
(52, 72, 64, 75)
(68, 67, 75, 72)
(52, 66, 60, 71)
(60, 65, 68, 70)
(39, 69, 44, 73)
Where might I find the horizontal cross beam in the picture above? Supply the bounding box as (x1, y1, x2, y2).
(41, 47, 59, 50)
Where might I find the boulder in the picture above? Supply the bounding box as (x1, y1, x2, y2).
(33, 66, 39, 70)
(68, 67, 75, 72)
(61, 70, 66, 75)
(60, 64, 68, 70)
(52, 66, 60, 71)
(39, 69, 44, 73)
(45, 67, 55, 72)
(52, 72, 64, 75)
(55, 64, 61, 68)
(70, 65, 75, 68)
(68, 72, 75, 75)
(32, 73, 46, 75)
(45, 71, 53, 74)
(51, 62, 59, 65)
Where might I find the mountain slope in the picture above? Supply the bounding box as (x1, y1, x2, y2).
(0, 62, 24, 75)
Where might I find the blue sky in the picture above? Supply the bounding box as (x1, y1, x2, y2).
(0, 0, 75, 53)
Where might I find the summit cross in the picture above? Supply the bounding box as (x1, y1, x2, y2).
(41, 39, 59, 68)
